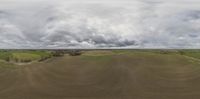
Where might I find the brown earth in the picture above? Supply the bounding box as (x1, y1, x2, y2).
(1, 53, 200, 99)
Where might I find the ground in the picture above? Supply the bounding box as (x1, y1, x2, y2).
(0, 50, 200, 99)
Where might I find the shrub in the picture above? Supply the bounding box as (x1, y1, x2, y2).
(179, 51, 185, 55)
(68, 50, 82, 56)
(51, 51, 64, 57)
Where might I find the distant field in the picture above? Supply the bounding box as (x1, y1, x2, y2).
(0, 50, 200, 99)
(0, 50, 52, 63)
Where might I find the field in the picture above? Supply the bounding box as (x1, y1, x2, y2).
(0, 50, 200, 99)
(0, 50, 52, 63)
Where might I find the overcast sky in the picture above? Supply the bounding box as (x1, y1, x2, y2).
(0, 0, 200, 49)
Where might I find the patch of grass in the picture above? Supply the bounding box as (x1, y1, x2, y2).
(0, 51, 12, 61)
(178, 50, 200, 59)
(12, 53, 41, 62)
(112, 49, 158, 56)
(27, 51, 52, 57)
(0, 61, 16, 70)
(82, 50, 114, 56)
(0, 50, 52, 63)
(184, 52, 200, 59)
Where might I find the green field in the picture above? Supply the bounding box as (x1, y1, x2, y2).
(0, 50, 200, 99)
(0, 50, 52, 63)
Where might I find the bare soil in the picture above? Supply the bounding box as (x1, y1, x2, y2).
(1, 53, 200, 99)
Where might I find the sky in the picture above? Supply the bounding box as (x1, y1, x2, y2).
(0, 0, 200, 49)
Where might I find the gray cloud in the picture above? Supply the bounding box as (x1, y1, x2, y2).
(0, 0, 200, 48)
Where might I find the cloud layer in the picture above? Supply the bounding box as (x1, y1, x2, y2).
(0, 0, 200, 49)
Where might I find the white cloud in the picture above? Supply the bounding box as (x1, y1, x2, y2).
(0, 0, 200, 48)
